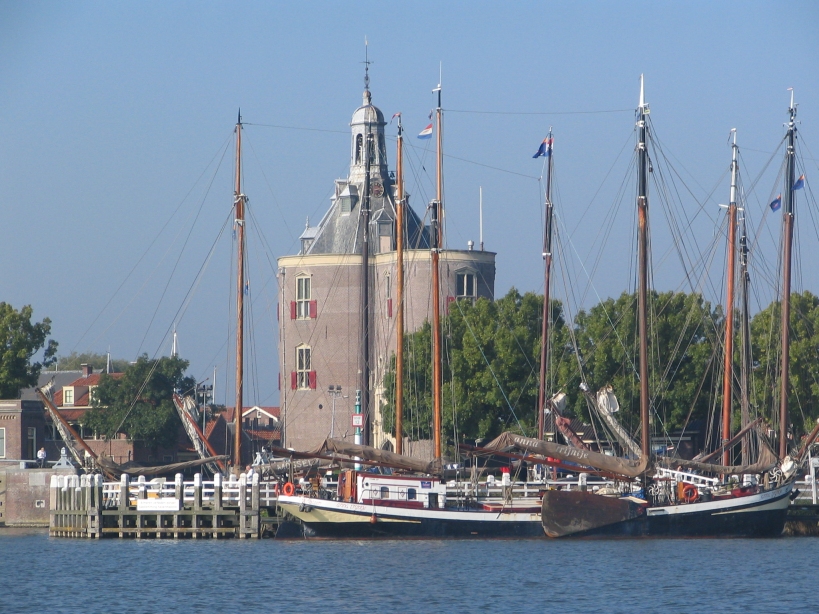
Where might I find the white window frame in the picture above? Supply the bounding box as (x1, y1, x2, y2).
(296, 345, 312, 390)
(63, 388, 74, 405)
(296, 276, 311, 319)
(456, 271, 477, 300)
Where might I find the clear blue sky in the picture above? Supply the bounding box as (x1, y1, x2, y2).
(2, 1, 817, 406)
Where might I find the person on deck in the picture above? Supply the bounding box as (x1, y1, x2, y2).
(245, 465, 256, 481)
(37, 447, 47, 468)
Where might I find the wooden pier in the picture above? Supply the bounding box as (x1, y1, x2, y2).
(49, 472, 281, 539)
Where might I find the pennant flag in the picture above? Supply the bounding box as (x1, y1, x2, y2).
(418, 123, 433, 139)
(533, 137, 553, 158)
(793, 174, 805, 190)
(769, 194, 782, 212)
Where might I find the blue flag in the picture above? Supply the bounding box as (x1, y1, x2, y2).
(769, 194, 782, 212)
(793, 174, 805, 190)
(533, 137, 553, 158)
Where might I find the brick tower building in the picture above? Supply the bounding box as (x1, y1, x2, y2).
(278, 82, 495, 453)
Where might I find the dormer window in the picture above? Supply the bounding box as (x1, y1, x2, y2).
(338, 184, 358, 215)
(456, 272, 477, 301)
(64, 388, 74, 406)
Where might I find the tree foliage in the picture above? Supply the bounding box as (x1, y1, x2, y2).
(750, 291, 819, 439)
(81, 354, 195, 449)
(382, 289, 566, 446)
(0, 303, 58, 398)
(381, 286, 819, 451)
(56, 351, 130, 373)
(564, 291, 721, 434)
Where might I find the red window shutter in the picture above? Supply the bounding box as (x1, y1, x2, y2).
(290, 371, 297, 390)
(290, 301, 297, 320)
(309, 370, 317, 390)
(309, 300, 317, 319)
(387, 298, 393, 318)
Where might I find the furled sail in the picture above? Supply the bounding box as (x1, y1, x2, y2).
(315, 439, 443, 476)
(484, 432, 650, 478)
(592, 385, 642, 458)
(657, 436, 779, 475)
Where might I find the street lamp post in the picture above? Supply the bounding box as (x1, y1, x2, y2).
(328, 385, 344, 439)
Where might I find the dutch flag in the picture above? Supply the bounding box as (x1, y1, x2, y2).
(418, 123, 433, 139)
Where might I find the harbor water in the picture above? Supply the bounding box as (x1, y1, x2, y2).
(1, 528, 817, 613)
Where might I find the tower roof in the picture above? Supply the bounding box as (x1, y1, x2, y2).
(351, 90, 385, 127)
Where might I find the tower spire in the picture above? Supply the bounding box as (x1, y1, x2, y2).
(362, 37, 371, 98)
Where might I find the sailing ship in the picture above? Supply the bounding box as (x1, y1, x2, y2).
(534, 78, 799, 538)
(277, 78, 806, 539)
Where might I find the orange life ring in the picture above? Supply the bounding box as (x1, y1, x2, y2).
(282, 482, 296, 497)
(682, 484, 698, 503)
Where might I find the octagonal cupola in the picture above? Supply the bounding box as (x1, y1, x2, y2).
(349, 88, 388, 185)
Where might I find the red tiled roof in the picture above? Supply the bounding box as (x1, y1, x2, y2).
(68, 372, 124, 387)
(245, 428, 281, 442)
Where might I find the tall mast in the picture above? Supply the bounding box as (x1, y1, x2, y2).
(360, 63, 373, 447)
(739, 213, 752, 464)
(233, 110, 246, 472)
(537, 129, 554, 441)
(779, 89, 797, 459)
(722, 129, 739, 466)
(431, 79, 443, 460)
(636, 75, 651, 457)
(394, 114, 405, 454)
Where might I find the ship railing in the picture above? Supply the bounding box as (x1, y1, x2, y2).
(655, 467, 720, 488)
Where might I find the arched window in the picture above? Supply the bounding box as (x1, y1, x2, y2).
(355, 134, 363, 164)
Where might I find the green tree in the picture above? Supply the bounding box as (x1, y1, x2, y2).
(750, 291, 819, 441)
(81, 354, 195, 449)
(382, 289, 567, 445)
(0, 303, 58, 398)
(564, 291, 721, 434)
(56, 351, 130, 373)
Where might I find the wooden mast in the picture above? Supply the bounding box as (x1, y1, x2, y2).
(721, 130, 739, 466)
(537, 129, 554, 441)
(739, 213, 753, 465)
(233, 111, 246, 472)
(636, 76, 651, 458)
(432, 80, 443, 460)
(779, 90, 797, 459)
(395, 114, 405, 454)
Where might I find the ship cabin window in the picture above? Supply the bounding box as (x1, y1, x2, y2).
(456, 272, 477, 301)
(63, 388, 74, 406)
(296, 277, 311, 319)
(296, 345, 312, 390)
(380, 486, 390, 499)
(407, 488, 417, 500)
